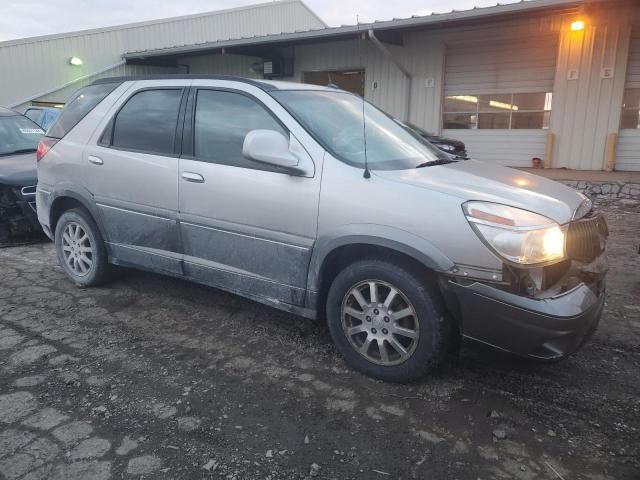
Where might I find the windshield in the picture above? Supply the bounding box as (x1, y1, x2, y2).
(271, 90, 448, 170)
(0, 115, 44, 156)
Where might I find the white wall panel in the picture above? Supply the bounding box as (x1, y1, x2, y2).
(551, 10, 633, 170)
(0, 0, 324, 108)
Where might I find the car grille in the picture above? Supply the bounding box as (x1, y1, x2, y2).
(566, 212, 608, 263)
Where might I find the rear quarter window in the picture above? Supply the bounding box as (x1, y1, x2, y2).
(47, 83, 119, 139)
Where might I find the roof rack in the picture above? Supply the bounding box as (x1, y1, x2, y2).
(91, 74, 277, 91)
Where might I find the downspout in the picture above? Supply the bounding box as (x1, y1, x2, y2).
(367, 29, 413, 121)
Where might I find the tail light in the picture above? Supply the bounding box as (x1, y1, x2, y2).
(36, 137, 59, 162)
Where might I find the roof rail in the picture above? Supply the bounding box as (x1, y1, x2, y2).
(91, 74, 277, 91)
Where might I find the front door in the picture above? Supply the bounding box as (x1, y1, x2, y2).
(85, 81, 188, 274)
(178, 86, 321, 306)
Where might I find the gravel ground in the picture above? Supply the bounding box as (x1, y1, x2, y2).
(0, 204, 638, 480)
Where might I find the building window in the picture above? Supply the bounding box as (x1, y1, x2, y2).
(443, 92, 552, 130)
(620, 89, 640, 129)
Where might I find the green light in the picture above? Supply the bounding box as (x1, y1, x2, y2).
(69, 57, 83, 66)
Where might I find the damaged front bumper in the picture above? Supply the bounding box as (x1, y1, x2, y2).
(442, 256, 607, 361)
(0, 183, 42, 244)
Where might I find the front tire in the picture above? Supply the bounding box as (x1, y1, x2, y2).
(54, 208, 111, 287)
(326, 259, 449, 383)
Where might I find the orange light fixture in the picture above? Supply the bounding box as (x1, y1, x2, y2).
(570, 20, 585, 31)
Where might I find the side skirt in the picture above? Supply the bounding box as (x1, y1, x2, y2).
(108, 245, 318, 320)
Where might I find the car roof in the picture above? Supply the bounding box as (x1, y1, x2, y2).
(91, 74, 338, 92)
(0, 106, 20, 117)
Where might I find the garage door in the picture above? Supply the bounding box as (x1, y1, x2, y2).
(616, 28, 640, 171)
(442, 35, 558, 166)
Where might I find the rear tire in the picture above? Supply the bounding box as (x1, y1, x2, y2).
(326, 259, 449, 383)
(54, 208, 111, 287)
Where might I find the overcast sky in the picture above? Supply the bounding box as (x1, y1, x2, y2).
(0, 0, 518, 41)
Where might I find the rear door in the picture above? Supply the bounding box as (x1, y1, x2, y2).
(178, 82, 322, 306)
(84, 80, 189, 274)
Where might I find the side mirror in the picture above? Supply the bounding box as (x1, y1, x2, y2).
(242, 130, 301, 173)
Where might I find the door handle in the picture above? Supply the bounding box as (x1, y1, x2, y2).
(182, 172, 205, 183)
(88, 155, 103, 165)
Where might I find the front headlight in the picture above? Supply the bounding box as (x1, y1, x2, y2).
(463, 201, 567, 265)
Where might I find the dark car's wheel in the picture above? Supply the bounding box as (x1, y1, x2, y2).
(54, 208, 111, 287)
(326, 259, 449, 383)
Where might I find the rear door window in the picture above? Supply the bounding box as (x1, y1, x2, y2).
(47, 83, 119, 139)
(111, 89, 183, 156)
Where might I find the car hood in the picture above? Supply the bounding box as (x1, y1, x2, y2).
(375, 159, 584, 224)
(0, 152, 37, 186)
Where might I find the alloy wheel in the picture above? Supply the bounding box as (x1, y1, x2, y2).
(341, 280, 419, 366)
(61, 222, 93, 276)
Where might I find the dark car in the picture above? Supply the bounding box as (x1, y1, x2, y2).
(399, 120, 468, 158)
(0, 107, 44, 244)
(23, 106, 61, 131)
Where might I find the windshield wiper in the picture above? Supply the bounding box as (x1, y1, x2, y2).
(415, 159, 455, 168)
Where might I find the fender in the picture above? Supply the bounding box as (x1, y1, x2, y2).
(48, 183, 110, 242)
(306, 223, 455, 295)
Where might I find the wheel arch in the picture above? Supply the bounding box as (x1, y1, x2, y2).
(49, 187, 106, 241)
(308, 227, 455, 318)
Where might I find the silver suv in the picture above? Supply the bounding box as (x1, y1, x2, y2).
(36, 76, 608, 382)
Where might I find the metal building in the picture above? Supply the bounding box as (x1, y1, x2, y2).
(0, 0, 325, 110)
(1, 0, 639, 171)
